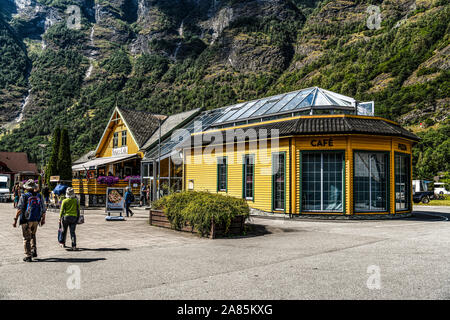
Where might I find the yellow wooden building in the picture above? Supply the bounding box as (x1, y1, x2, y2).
(72, 107, 166, 206)
(180, 88, 419, 216)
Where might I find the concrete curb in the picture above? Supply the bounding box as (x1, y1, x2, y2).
(250, 212, 413, 220)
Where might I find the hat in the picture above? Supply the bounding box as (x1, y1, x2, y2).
(23, 179, 37, 190)
(66, 187, 75, 198)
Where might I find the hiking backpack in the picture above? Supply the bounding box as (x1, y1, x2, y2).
(24, 193, 43, 222)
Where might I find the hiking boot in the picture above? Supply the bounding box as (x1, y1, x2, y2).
(23, 256, 32, 262)
(32, 251, 37, 258)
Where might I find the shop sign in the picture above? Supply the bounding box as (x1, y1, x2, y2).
(310, 138, 334, 147)
(106, 187, 125, 214)
(112, 146, 128, 156)
(50, 176, 60, 182)
(398, 143, 407, 151)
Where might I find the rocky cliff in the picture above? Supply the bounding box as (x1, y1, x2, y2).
(0, 0, 448, 177)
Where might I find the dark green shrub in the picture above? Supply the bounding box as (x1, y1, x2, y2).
(152, 191, 250, 236)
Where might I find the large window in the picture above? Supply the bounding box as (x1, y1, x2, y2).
(301, 152, 344, 212)
(354, 152, 389, 212)
(395, 153, 410, 211)
(121, 130, 127, 146)
(272, 152, 286, 211)
(243, 154, 254, 200)
(217, 157, 227, 192)
(113, 132, 119, 148)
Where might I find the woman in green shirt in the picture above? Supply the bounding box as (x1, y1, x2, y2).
(59, 187, 80, 250)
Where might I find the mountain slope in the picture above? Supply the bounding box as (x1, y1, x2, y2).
(0, 0, 448, 178)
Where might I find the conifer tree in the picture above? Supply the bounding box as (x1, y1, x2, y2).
(58, 128, 72, 181)
(45, 127, 61, 188)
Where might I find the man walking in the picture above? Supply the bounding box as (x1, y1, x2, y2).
(12, 179, 46, 262)
(124, 186, 134, 217)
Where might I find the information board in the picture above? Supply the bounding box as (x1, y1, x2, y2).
(106, 187, 125, 216)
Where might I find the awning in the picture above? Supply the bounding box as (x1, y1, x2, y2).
(72, 154, 139, 171)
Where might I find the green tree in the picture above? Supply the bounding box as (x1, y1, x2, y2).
(45, 127, 61, 188)
(58, 128, 72, 181)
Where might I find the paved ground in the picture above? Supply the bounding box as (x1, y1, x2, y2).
(0, 203, 449, 300)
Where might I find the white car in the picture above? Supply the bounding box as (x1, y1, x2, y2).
(434, 182, 450, 195)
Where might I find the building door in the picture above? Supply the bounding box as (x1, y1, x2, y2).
(272, 152, 286, 211)
(301, 151, 345, 213)
(395, 153, 410, 211)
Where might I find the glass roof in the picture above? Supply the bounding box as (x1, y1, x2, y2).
(144, 87, 375, 161)
(212, 87, 359, 126)
(145, 107, 227, 160)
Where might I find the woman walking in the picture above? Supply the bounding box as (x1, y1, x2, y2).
(59, 187, 80, 250)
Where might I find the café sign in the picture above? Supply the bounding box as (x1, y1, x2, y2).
(112, 146, 128, 156)
(310, 138, 334, 147)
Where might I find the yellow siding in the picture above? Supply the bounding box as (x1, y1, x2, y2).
(185, 139, 291, 213)
(185, 133, 414, 215)
(72, 179, 140, 195)
(97, 111, 142, 158)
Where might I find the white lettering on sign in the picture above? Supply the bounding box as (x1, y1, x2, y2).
(112, 146, 128, 156)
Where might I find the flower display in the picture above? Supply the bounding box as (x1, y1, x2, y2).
(124, 175, 141, 183)
(97, 176, 120, 186)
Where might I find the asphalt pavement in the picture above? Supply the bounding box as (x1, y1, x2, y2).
(0, 203, 449, 300)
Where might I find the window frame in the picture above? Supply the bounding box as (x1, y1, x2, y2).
(121, 130, 127, 146)
(113, 132, 119, 148)
(216, 156, 228, 192)
(353, 150, 390, 213)
(394, 152, 411, 212)
(299, 150, 346, 213)
(271, 152, 286, 212)
(242, 154, 255, 201)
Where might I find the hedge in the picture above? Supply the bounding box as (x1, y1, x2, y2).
(152, 191, 250, 236)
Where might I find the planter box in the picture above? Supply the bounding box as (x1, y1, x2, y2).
(149, 209, 246, 239)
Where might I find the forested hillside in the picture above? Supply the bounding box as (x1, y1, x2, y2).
(0, 0, 448, 179)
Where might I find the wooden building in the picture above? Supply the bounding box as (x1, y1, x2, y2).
(72, 107, 166, 206)
(180, 88, 419, 216)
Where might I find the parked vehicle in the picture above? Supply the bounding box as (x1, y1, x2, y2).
(0, 174, 11, 202)
(412, 180, 434, 204)
(433, 182, 450, 196)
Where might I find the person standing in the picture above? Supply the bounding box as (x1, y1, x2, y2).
(12, 182, 21, 208)
(42, 184, 50, 208)
(139, 183, 146, 207)
(59, 187, 80, 250)
(146, 184, 151, 205)
(12, 179, 46, 262)
(124, 186, 134, 217)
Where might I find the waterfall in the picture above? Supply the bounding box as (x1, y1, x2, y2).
(15, 89, 31, 123)
(85, 26, 95, 79)
(173, 19, 185, 60)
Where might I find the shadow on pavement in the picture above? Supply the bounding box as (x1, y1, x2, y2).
(218, 223, 300, 239)
(34, 257, 106, 263)
(410, 211, 449, 222)
(77, 248, 130, 252)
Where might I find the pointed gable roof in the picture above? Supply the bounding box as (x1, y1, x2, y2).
(116, 107, 167, 148)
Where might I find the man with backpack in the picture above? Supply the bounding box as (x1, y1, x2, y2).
(124, 186, 134, 217)
(12, 179, 46, 262)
